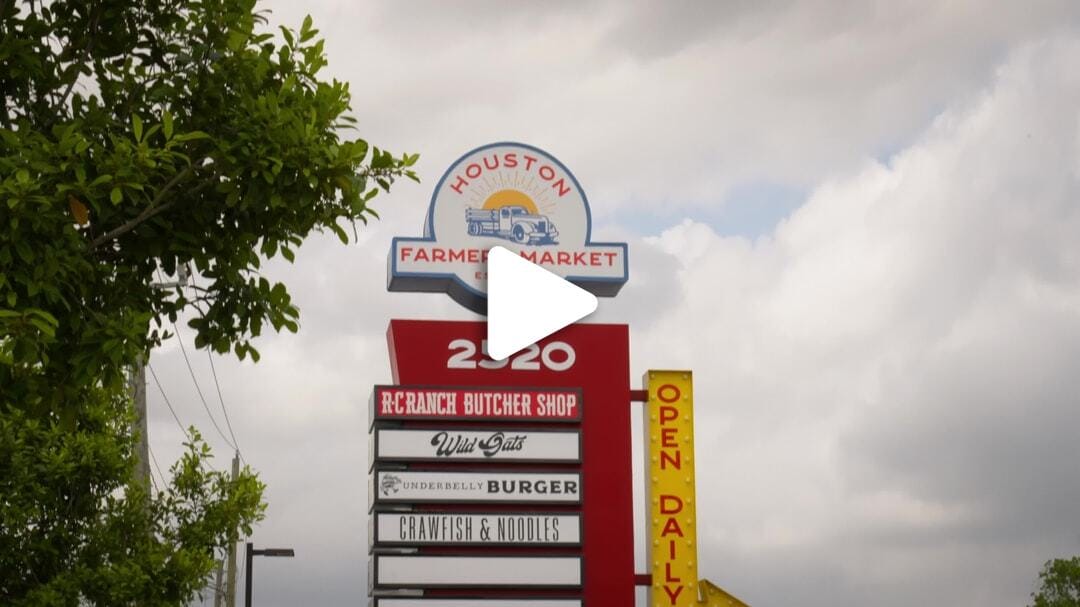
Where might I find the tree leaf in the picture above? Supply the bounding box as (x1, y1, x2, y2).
(68, 195, 90, 225)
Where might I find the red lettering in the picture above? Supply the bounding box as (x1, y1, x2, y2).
(663, 585, 684, 602)
(432, 248, 446, 262)
(658, 384, 681, 403)
(552, 177, 570, 197)
(661, 427, 677, 447)
(664, 562, 682, 583)
(590, 252, 602, 266)
(467, 249, 479, 263)
(415, 248, 430, 262)
(557, 251, 571, 265)
(523, 155, 538, 170)
(449, 249, 466, 262)
(521, 251, 538, 262)
(661, 517, 684, 537)
(504, 152, 518, 168)
(660, 405, 678, 423)
(465, 163, 482, 178)
(450, 175, 469, 194)
(573, 252, 585, 265)
(660, 495, 683, 514)
(400, 247, 413, 261)
(605, 252, 617, 265)
(482, 154, 499, 170)
(539, 252, 555, 265)
(661, 450, 682, 470)
(539, 165, 555, 181)
(668, 539, 677, 559)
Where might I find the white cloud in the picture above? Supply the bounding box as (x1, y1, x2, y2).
(617, 36, 1080, 607)
(151, 5, 1080, 606)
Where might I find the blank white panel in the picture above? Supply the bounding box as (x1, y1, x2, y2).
(373, 596, 583, 600)
(374, 555, 582, 587)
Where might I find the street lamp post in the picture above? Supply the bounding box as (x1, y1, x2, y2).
(244, 543, 295, 607)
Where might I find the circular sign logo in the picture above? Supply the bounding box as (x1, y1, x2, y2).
(389, 142, 628, 313)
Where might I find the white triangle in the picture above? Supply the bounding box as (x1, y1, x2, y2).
(487, 246, 598, 360)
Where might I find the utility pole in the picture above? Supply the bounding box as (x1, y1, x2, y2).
(130, 357, 150, 491)
(225, 452, 240, 607)
(213, 561, 225, 607)
(132, 264, 188, 491)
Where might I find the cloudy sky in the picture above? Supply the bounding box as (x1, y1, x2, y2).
(146, 2, 1080, 605)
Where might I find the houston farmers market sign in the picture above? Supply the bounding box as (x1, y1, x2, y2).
(387, 142, 628, 313)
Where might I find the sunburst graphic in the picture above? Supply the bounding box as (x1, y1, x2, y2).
(464, 169, 560, 215)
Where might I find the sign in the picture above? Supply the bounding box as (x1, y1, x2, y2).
(371, 386, 582, 425)
(372, 512, 581, 546)
(371, 596, 583, 600)
(387, 320, 634, 606)
(372, 555, 583, 589)
(644, 371, 698, 607)
(371, 470, 582, 506)
(388, 142, 628, 313)
(372, 428, 581, 463)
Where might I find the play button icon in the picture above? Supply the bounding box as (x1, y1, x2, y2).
(487, 246, 598, 360)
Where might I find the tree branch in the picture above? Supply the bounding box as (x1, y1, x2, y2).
(89, 165, 214, 250)
(0, 0, 17, 129)
(47, 8, 101, 127)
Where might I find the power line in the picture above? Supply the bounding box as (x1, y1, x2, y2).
(159, 267, 245, 463)
(147, 362, 219, 472)
(171, 320, 238, 452)
(185, 271, 246, 466)
(206, 349, 244, 465)
(148, 363, 190, 438)
(148, 444, 167, 490)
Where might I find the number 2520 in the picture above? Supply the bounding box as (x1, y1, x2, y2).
(446, 339, 576, 371)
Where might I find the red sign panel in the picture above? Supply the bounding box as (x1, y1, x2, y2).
(387, 319, 633, 607)
(371, 386, 582, 425)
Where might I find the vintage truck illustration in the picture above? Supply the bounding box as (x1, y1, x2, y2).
(465, 206, 559, 245)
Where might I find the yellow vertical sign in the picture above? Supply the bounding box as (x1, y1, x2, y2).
(645, 370, 698, 606)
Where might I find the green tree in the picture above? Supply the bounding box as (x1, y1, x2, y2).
(1031, 557, 1080, 607)
(0, 0, 416, 603)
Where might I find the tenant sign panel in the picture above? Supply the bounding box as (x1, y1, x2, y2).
(371, 385, 582, 424)
(372, 428, 581, 464)
(371, 470, 582, 506)
(373, 512, 582, 547)
(375, 596, 587, 600)
(372, 555, 583, 589)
